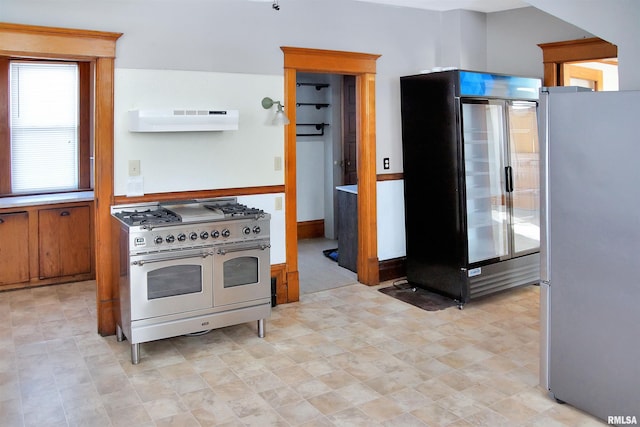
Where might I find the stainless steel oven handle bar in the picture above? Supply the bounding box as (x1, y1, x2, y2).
(216, 244, 270, 255)
(131, 251, 214, 266)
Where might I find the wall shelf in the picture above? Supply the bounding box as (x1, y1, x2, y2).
(296, 102, 329, 109)
(296, 82, 330, 90)
(296, 123, 329, 137)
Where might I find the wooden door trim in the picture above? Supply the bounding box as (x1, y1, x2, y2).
(0, 23, 122, 335)
(563, 63, 603, 90)
(538, 37, 617, 87)
(281, 47, 381, 301)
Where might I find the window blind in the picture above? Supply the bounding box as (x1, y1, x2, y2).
(10, 62, 79, 194)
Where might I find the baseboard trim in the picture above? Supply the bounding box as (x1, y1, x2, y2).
(297, 219, 324, 240)
(379, 257, 406, 282)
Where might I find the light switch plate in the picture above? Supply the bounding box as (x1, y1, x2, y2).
(129, 160, 141, 176)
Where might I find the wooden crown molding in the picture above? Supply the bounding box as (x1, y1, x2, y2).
(281, 46, 380, 74)
(538, 37, 617, 64)
(0, 22, 122, 59)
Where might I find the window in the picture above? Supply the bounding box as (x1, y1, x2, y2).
(10, 61, 79, 193)
(0, 58, 91, 196)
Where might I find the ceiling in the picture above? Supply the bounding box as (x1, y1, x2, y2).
(351, 0, 530, 13)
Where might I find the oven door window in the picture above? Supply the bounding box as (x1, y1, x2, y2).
(223, 257, 258, 288)
(148, 265, 202, 299)
(129, 250, 213, 320)
(214, 245, 270, 306)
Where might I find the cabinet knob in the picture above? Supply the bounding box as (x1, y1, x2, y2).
(0, 218, 4, 224)
(60, 211, 70, 217)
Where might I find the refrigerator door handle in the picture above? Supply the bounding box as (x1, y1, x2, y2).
(505, 166, 514, 193)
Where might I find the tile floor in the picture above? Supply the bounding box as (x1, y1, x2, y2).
(0, 280, 606, 426)
(298, 238, 357, 295)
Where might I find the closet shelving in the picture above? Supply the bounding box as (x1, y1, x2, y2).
(296, 81, 330, 137)
(295, 123, 329, 136)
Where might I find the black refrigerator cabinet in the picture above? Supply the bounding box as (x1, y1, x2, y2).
(400, 70, 541, 307)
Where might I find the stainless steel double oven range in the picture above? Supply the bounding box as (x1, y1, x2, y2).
(111, 197, 271, 364)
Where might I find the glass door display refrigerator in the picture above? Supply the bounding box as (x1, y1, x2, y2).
(400, 70, 541, 307)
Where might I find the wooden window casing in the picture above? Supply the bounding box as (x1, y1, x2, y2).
(0, 58, 92, 196)
(0, 22, 122, 336)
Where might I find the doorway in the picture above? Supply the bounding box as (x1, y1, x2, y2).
(538, 37, 618, 88)
(295, 72, 358, 295)
(280, 47, 381, 303)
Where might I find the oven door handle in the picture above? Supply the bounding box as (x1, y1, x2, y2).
(217, 243, 270, 255)
(131, 251, 214, 266)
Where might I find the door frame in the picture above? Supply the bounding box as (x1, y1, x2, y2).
(281, 47, 381, 302)
(538, 37, 617, 87)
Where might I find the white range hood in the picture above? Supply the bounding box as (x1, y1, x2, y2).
(128, 109, 239, 132)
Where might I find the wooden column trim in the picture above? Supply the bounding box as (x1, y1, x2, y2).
(94, 56, 117, 334)
(0, 57, 9, 194)
(356, 72, 379, 286)
(283, 66, 299, 302)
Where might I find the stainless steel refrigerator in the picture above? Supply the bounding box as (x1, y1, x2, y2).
(539, 86, 640, 422)
(400, 70, 541, 307)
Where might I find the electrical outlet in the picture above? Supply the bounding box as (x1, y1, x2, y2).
(383, 157, 390, 170)
(129, 160, 140, 176)
(275, 196, 283, 211)
(274, 156, 282, 171)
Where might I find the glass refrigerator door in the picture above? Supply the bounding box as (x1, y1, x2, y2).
(462, 100, 509, 264)
(507, 101, 540, 254)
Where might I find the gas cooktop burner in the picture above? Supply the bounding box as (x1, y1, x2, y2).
(204, 203, 264, 217)
(114, 208, 181, 226)
(112, 197, 266, 227)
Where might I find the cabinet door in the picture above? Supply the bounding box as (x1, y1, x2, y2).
(0, 212, 30, 285)
(39, 205, 91, 279)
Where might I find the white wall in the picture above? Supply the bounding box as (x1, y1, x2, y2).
(3, 0, 613, 262)
(437, 10, 487, 70)
(114, 69, 285, 195)
(487, 7, 593, 78)
(526, 0, 640, 89)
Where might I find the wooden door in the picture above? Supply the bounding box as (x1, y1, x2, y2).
(342, 75, 357, 185)
(39, 205, 91, 278)
(0, 211, 30, 285)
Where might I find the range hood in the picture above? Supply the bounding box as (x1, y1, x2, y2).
(128, 109, 239, 132)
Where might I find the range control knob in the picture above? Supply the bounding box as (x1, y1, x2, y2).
(165, 235, 175, 243)
(211, 230, 220, 239)
(154, 236, 163, 245)
(221, 229, 230, 238)
(177, 233, 186, 242)
(189, 232, 198, 241)
(253, 226, 261, 234)
(242, 227, 251, 235)
(200, 231, 209, 240)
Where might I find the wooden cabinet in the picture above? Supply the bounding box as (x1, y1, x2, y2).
(0, 211, 30, 285)
(337, 187, 357, 273)
(39, 206, 92, 279)
(0, 201, 94, 291)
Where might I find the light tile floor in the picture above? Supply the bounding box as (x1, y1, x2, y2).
(0, 280, 606, 426)
(298, 238, 357, 295)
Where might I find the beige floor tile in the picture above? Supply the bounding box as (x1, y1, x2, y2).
(0, 275, 608, 427)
